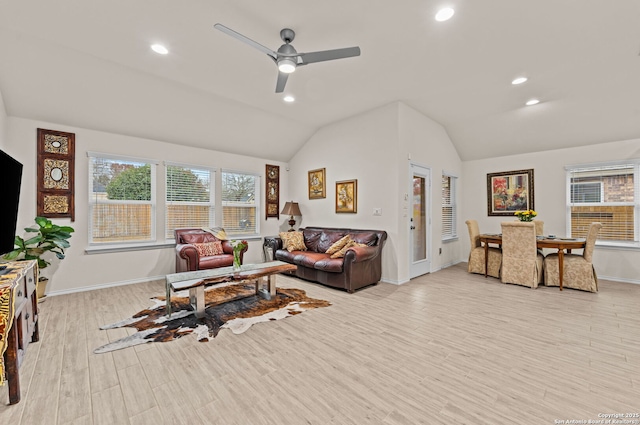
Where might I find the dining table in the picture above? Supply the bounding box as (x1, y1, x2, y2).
(478, 234, 586, 291)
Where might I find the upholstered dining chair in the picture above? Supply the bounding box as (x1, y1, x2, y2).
(534, 220, 544, 236)
(543, 222, 602, 292)
(465, 219, 502, 278)
(500, 221, 544, 288)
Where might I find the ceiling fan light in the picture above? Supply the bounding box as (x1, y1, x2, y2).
(278, 58, 296, 73)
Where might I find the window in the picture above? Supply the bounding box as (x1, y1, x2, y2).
(441, 173, 457, 240)
(566, 162, 638, 244)
(165, 163, 215, 239)
(89, 153, 156, 245)
(221, 170, 260, 236)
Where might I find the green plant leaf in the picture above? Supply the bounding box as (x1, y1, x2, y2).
(2, 249, 21, 260)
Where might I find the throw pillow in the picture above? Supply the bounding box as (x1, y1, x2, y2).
(279, 231, 307, 252)
(325, 235, 352, 255)
(192, 241, 224, 257)
(330, 242, 367, 259)
(202, 227, 228, 241)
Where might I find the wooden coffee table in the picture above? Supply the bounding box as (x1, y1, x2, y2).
(165, 261, 297, 318)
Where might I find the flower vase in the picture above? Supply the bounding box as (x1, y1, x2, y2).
(233, 250, 242, 271)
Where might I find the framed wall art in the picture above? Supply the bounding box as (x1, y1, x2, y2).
(335, 179, 357, 213)
(486, 169, 534, 216)
(308, 168, 326, 199)
(265, 164, 280, 219)
(37, 128, 75, 221)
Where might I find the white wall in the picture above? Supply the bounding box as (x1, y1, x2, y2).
(397, 103, 464, 278)
(6, 117, 289, 294)
(462, 137, 640, 283)
(0, 88, 7, 149)
(287, 102, 463, 284)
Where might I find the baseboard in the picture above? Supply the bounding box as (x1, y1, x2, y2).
(45, 275, 166, 297)
(599, 275, 640, 285)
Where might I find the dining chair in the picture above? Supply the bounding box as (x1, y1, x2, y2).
(500, 221, 544, 288)
(465, 219, 501, 278)
(534, 220, 544, 236)
(543, 222, 602, 292)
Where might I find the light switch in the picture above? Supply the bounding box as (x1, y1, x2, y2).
(373, 208, 382, 216)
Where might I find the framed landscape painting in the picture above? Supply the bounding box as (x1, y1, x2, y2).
(487, 169, 534, 216)
(335, 179, 357, 213)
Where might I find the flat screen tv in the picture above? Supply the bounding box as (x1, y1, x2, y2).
(0, 149, 23, 256)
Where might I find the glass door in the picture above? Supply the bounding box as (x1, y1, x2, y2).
(410, 164, 431, 278)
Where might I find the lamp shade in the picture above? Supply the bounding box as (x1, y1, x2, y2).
(281, 201, 302, 216)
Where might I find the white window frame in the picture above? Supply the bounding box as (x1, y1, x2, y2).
(165, 161, 216, 240)
(87, 151, 158, 248)
(565, 160, 640, 248)
(441, 172, 458, 241)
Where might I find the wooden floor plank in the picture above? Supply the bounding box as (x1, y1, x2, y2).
(1, 264, 639, 424)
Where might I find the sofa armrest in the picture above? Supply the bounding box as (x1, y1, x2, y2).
(262, 236, 282, 261)
(176, 243, 198, 272)
(344, 245, 379, 263)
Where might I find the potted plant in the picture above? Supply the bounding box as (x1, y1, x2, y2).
(2, 216, 74, 300)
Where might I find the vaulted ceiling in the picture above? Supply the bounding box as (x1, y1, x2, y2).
(1, 0, 639, 162)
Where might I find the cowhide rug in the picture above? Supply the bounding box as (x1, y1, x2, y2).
(94, 283, 330, 353)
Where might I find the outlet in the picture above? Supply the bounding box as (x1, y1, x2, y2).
(373, 208, 382, 216)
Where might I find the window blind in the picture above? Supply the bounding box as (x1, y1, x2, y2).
(567, 163, 637, 242)
(165, 164, 215, 239)
(89, 155, 155, 244)
(442, 174, 457, 240)
(221, 170, 260, 235)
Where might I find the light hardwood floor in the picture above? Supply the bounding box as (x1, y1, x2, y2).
(2, 263, 639, 424)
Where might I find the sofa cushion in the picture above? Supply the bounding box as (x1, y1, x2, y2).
(181, 232, 217, 244)
(303, 229, 323, 252)
(330, 241, 367, 259)
(349, 232, 378, 246)
(317, 230, 348, 253)
(203, 227, 228, 240)
(279, 231, 307, 252)
(193, 241, 223, 256)
(293, 252, 330, 268)
(325, 235, 352, 255)
(313, 257, 344, 273)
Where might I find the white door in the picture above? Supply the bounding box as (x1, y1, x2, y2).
(410, 164, 431, 278)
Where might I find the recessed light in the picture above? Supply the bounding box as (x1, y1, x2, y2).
(283, 95, 295, 103)
(512, 77, 528, 85)
(435, 8, 455, 22)
(526, 99, 540, 106)
(151, 44, 169, 55)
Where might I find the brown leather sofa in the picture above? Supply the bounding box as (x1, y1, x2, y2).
(174, 228, 248, 273)
(264, 227, 387, 293)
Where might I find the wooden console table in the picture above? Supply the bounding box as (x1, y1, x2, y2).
(0, 260, 39, 405)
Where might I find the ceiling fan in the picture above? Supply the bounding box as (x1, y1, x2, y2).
(214, 23, 361, 93)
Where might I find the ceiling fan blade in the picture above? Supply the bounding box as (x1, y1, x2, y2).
(214, 23, 277, 59)
(299, 46, 361, 65)
(275, 71, 289, 93)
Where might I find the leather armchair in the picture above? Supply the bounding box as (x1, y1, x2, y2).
(174, 228, 248, 273)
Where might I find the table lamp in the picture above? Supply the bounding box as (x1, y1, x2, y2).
(281, 201, 302, 231)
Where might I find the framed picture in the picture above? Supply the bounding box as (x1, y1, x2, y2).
(335, 179, 357, 213)
(265, 164, 280, 219)
(487, 169, 534, 216)
(308, 168, 326, 199)
(37, 128, 75, 221)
